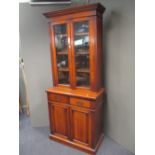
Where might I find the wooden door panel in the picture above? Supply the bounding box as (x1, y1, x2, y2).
(70, 106, 91, 146)
(73, 111, 89, 143)
(50, 103, 70, 139)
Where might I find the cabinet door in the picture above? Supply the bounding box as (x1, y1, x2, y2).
(49, 102, 70, 139)
(50, 22, 72, 86)
(71, 17, 93, 88)
(70, 106, 92, 146)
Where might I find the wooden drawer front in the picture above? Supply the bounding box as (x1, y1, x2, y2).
(70, 97, 93, 108)
(48, 93, 69, 103)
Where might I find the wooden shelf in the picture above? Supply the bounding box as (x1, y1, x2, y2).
(55, 34, 67, 37)
(58, 67, 69, 72)
(76, 51, 89, 55)
(75, 32, 89, 36)
(77, 68, 89, 73)
(76, 76, 86, 81)
(57, 50, 68, 55)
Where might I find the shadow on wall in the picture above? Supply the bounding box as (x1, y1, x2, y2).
(101, 10, 122, 132)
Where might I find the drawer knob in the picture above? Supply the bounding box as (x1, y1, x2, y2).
(77, 101, 82, 106)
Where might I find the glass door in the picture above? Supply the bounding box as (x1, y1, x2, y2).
(73, 20, 90, 88)
(53, 23, 70, 85)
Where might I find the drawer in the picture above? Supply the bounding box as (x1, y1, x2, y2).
(48, 93, 69, 103)
(70, 97, 94, 108)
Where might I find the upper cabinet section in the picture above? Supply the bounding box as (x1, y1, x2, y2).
(44, 3, 105, 92)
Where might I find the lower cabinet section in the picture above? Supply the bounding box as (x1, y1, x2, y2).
(47, 93, 103, 154)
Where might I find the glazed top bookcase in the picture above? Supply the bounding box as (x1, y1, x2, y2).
(44, 3, 105, 92)
(44, 3, 105, 155)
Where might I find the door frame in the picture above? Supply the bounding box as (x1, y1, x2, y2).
(69, 16, 95, 90)
(49, 20, 72, 88)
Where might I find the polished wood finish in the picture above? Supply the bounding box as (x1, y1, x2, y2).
(47, 87, 104, 100)
(47, 90, 104, 154)
(44, 3, 105, 155)
(49, 102, 70, 139)
(48, 93, 69, 103)
(43, 3, 105, 18)
(70, 97, 93, 108)
(70, 106, 91, 145)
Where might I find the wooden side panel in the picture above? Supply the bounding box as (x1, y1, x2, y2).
(89, 16, 103, 91)
(50, 102, 70, 139)
(89, 17, 96, 91)
(96, 16, 103, 90)
(92, 95, 103, 148)
(92, 102, 103, 147)
(70, 106, 92, 146)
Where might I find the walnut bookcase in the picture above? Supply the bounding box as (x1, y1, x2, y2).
(44, 3, 105, 155)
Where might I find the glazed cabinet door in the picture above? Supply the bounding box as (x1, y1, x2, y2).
(70, 17, 94, 89)
(49, 102, 70, 139)
(70, 106, 92, 146)
(49, 22, 72, 86)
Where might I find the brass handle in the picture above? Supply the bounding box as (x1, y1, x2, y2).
(77, 101, 82, 106)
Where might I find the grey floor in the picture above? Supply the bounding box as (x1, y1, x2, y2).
(19, 114, 134, 155)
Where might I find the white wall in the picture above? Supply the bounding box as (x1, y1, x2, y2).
(19, 3, 62, 126)
(101, 0, 135, 153)
(19, 0, 135, 153)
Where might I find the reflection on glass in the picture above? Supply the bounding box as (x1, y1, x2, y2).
(54, 24, 69, 85)
(58, 71, 69, 84)
(74, 21, 90, 87)
(54, 24, 68, 53)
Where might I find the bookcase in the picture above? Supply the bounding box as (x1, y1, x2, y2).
(44, 3, 105, 154)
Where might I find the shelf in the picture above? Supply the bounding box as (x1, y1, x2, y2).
(55, 34, 67, 37)
(77, 68, 89, 73)
(58, 67, 69, 72)
(76, 51, 89, 56)
(75, 32, 89, 36)
(57, 50, 68, 55)
(76, 76, 86, 81)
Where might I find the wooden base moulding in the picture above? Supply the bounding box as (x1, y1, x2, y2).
(49, 134, 104, 155)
